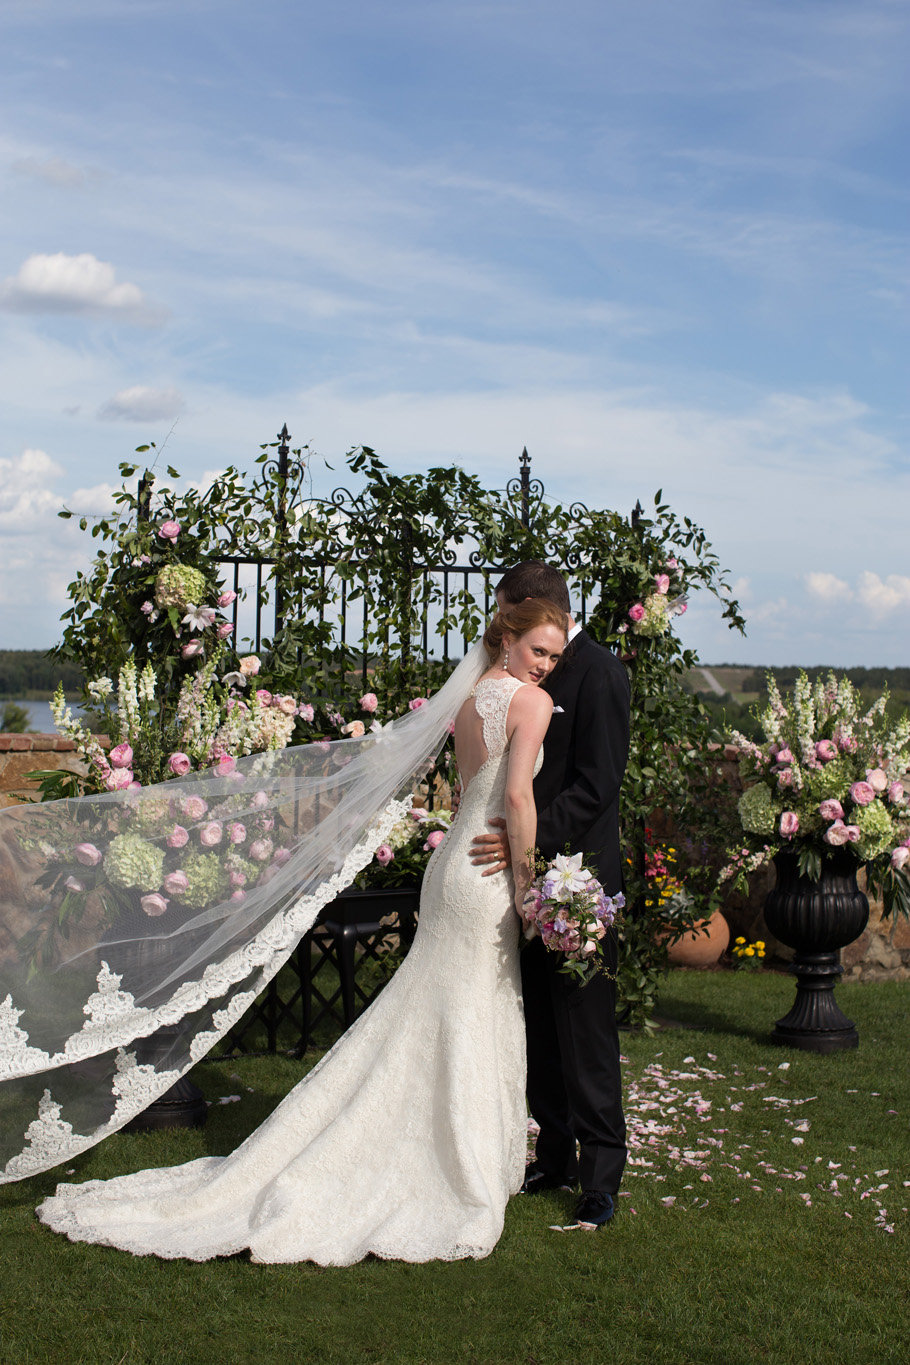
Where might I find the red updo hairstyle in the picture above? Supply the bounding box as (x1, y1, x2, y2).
(482, 598, 568, 663)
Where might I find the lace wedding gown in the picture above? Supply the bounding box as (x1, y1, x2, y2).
(37, 676, 537, 1265)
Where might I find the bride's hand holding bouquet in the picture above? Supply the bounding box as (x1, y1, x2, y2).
(521, 851, 624, 984)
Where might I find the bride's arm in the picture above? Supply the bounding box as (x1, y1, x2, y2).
(503, 687, 553, 915)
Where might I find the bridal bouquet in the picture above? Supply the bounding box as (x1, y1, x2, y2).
(723, 671, 910, 916)
(522, 852, 624, 983)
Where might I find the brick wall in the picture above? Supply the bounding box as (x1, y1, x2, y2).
(0, 733, 88, 808)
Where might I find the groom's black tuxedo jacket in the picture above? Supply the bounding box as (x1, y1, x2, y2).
(533, 629, 630, 896)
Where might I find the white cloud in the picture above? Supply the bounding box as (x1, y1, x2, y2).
(11, 156, 99, 189)
(806, 571, 853, 604)
(0, 252, 155, 320)
(98, 386, 185, 422)
(0, 448, 65, 533)
(856, 571, 910, 618)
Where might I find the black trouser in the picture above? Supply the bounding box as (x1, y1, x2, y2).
(521, 934, 627, 1194)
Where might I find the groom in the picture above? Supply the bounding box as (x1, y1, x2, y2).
(471, 561, 630, 1229)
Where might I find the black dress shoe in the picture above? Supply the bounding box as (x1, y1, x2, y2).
(572, 1191, 615, 1227)
(519, 1168, 573, 1195)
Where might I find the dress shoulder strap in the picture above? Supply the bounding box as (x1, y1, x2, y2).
(472, 676, 526, 758)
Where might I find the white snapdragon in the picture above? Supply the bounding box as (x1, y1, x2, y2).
(87, 677, 113, 701)
(117, 662, 140, 742)
(137, 662, 156, 704)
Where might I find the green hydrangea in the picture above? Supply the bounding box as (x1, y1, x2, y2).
(132, 796, 173, 833)
(154, 564, 208, 610)
(634, 593, 670, 639)
(738, 783, 779, 836)
(180, 850, 229, 909)
(105, 833, 165, 892)
(854, 801, 895, 861)
(802, 757, 854, 806)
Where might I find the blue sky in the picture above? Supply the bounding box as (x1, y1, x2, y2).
(1, 0, 908, 665)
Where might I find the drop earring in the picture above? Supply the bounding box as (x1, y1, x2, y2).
(502, 648, 510, 674)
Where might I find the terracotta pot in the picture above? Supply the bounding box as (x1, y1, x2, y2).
(666, 910, 730, 967)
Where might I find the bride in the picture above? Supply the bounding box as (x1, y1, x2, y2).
(32, 598, 567, 1264)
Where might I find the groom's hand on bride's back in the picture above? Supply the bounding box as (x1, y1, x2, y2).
(469, 818, 511, 876)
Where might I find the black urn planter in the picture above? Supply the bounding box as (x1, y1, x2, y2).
(763, 849, 869, 1052)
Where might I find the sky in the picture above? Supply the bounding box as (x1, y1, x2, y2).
(1, 0, 908, 666)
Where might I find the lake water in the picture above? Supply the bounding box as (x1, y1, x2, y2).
(1, 699, 84, 734)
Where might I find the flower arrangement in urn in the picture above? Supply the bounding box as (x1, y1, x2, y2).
(355, 807, 454, 890)
(723, 672, 910, 916)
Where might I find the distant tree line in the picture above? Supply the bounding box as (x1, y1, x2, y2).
(0, 651, 85, 698)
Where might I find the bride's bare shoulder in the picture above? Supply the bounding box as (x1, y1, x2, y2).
(508, 684, 553, 723)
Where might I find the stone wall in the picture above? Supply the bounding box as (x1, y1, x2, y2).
(0, 733, 88, 808)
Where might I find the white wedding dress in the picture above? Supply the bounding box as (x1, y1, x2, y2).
(37, 676, 537, 1265)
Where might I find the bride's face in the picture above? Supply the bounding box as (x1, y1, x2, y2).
(504, 624, 565, 685)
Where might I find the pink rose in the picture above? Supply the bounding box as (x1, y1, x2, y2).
(866, 768, 888, 793)
(887, 781, 905, 804)
(447, 720, 456, 735)
(298, 703, 315, 723)
(230, 889, 246, 903)
(824, 820, 850, 847)
(239, 655, 261, 676)
(654, 574, 670, 595)
(140, 893, 169, 917)
(360, 693, 378, 713)
(423, 830, 445, 852)
(844, 825, 861, 843)
(276, 694, 298, 716)
(168, 751, 192, 777)
(74, 842, 102, 867)
(129, 780, 142, 790)
(163, 870, 189, 896)
(230, 871, 247, 887)
(628, 603, 645, 623)
(409, 697, 428, 711)
(850, 781, 875, 807)
(815, 740, 837, 763)
(776, 769, 794, 789)
(167, 824, 189, 849)
(249, 837, 273, 862)
(779, 811, 799, 839)
(104, 767, 133, 791)
(255, 689, 273, 707)
(342, 720, 366, 738)
(837, 734, 858, 754)
(182, 640, 204, 660)
(375, 844, 394, 866)
(818, 799, 844, 822)
(157, 519, 180, 544)
(180, 795, 208, 821)
(217, 590, 237, 608)
(251, 790, 269, 810)
(64, 876, 85, 892)
(199, 821, 223, 847)
(676, 602, 687, 615)
(108, 742, 133, 769)
(256, 816, 275, 834)
(217, 622, 234, 639)
(891, 846, 910, 872)
(213, 753, 237, 777)
(775, 749, 794, 767)
(273, 847, 292, 867)
(228, 821, 247, 844)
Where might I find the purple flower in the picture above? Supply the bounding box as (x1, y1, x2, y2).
(818, 799, 844, 822)
(163, 870, 189, 896)
(167, 824, 189, 849)
(375, 844, 394, 866)
(74, 842, 102, 867)
(779, 811, 799, 839)
(815, 740, 837, 763)
(140, 893, 169, 917)
(168, 751, 192, 777)
(850, 781, 875, 807)
(109, 742, 133, 769)
(140, 600, 154, 615)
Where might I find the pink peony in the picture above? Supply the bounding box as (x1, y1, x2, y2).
(844, 825, 861, 842)
(180, 795, 208, 822)
(298, 703, 315, 723)
(157, 519, 180, 543)
(129, 781, 142, 790)
(776, 769, 794, 789)
(779, 811, 800, 839)
(74, 842, 102, 866)
(251, 790, 269, 810)
(360, 692, 378, 713)
(217, 590, 237, 608)
(255, 688, 273, 707)
(423, 830, 445, 852)
(239, 655, 261, 677)
(887, 781, 905, 804)
(775, 748, 794, 767)
(275, 694, 298, 716)
(815, 740, 838, 763)
(409, 697, 428, 711)
(163, 870, 189, 896)
(64, 876, 85, 892)
(199, 821, 223, 847)
(891, 846, 910, 872)
(168, 751, 192, 777)
(167, 824, 189, 849)
(212, 753, 237, 778)
(140, 893, 169, 917)
(375, 844, 394, 866)
(230, 871, 247, 887)
(818, 799, 844, 822)
(217, 622, 234, 639)
(654, 573, 670, 595)
(628, 603, 645, 623)
(342, 720, 366, 738)
(273, 847, 292, 867)
(866, 768, 888, 793)
(230, 889, 246, 903)
(850, 781, 875, 807)
(109, 742, 133, 769)
(104, 767, 134, 791)
(181, 640, 204, 660)
(249, 837, 273, 862)
(228, 821, 247, 844)
(824, 820, 850, 847)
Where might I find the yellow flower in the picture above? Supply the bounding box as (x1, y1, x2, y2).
(744, 946, 755, 957)
(757, 948, 766, 958)
(735, 937, 746, 945)
(755, 940, 765, 949)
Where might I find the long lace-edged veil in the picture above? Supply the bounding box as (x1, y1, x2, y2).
(0, 642, 488, 1182)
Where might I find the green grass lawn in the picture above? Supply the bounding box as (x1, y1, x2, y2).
(2, 971, 908, 1365)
